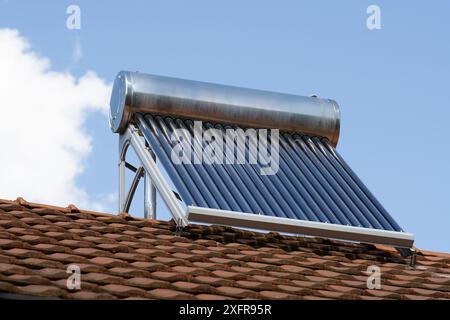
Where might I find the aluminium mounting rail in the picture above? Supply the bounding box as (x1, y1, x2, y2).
(187, 206, 414, 248)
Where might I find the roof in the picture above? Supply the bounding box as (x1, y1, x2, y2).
(0, 197, 449, 300)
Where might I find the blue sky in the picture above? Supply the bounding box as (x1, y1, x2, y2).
(1, 1, 449, 252)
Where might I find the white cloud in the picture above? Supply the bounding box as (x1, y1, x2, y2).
(0, 28, 113, 211)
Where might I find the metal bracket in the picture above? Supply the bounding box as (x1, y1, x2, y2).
(123, 166, 145, 213)
(396, 247, 415, 258)
(125, 162, 138, 172)
(118, 122, 188, 226)
(175, 218, 184, 236)
(409, 248, 417, 267)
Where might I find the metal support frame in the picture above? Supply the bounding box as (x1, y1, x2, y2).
(187, 206, 415, 248)
(144, 163, 157, 219)
(118, 122, 188, 226)
(118, 146, 127, 213)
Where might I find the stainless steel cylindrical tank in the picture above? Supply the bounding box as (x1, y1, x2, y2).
(110, 71, 341, 146)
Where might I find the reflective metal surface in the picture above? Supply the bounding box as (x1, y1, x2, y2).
(110, 71, 341, 146)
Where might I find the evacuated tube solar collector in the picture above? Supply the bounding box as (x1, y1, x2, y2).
(111, 71, 414, 250)
(109, 71, 341, 146)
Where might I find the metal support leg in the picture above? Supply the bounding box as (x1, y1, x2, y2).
(119, 155, 126, 213)
(144, 174, 157, 220)
(144, 143, 157, 219)
(119, 133, 131, 214)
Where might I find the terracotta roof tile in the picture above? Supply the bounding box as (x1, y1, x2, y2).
(249, 274, 285, 284)
(72, 248, 110, 257)
(315, 269, 346, 279)
(171, 266, 209, 276)
(130, 261, 168, 272)
(68, 291, 115, 300)
(216, 286, 258, 299)
(97, 243, 130, 252)
(135, 248, 171, 257)
(43, 232, 77, 241)
(196, 293, 236, 300)
(103, 233, 136, 242)
(428, 276, 450, 285)
(0, 198, 449, 300)
(0, 239, 27, 249)
(72, 263, 108, 273)
(126, 277, 171, 289)
(421, 282, 450, 292)
(211, 270, 247, 280)
(280, 264, 313, 274)
(54, 278, 102, 293)
(6, 227, 43, 237)
(17, 257, 64, 269)
(401, 294, 432, 300)
(83, 273, 123, 285)
(193, 276, 235, 287)
(191, 261, 228, 271)
(112, 240, 145, 248)
(31, 208, 65, 216)
(6, 274, 53, 286)
(4, 248, 46, 259)
(185, 239, 212, 246)
(229, 266, 266, 275)
(59, 239, 96, 248)
(17, 285, 64, 298)
(0, 281, 18, 293)
(108, 267, 152, 278)
(20, 217, 49, 226)
(89, 257, 128, 268)
(113, 252, 153, 262)
(152, 256, 190, 266)
(0, 231, 15, 239)
(83, 236, 117, 244)
(34, 243, 72, 254)
(407, 287, 448, 298)
(102, 284, 149, 298)
(172, 281, 216, 294)
(267, 270, 305, 281)
(43, 214, 73, 223)
(258, 290, 299, 300)
(317, 290, 354, 299)
(151, 271, 190, 282)
(149, 288, 195, 300)
(291, 279, 327, 290)
(276, 284, 313, 295)
(46, 253, 89, 263)
(203, 255, 232, 263)
(364, 289, 401, 299)
(235, 280, 274, 291)
(0, 254, 15, 263)
(34, 267, 68, 280)
(303, 295, 332, 300)
(245, 261, 281, 271)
